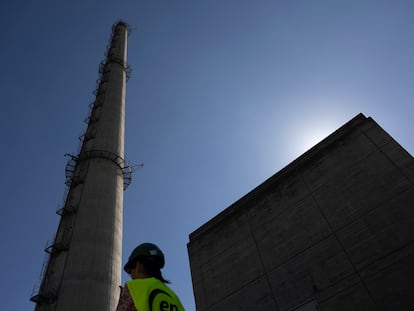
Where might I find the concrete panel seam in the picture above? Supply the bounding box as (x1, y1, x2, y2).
(299, 173, 381, 310)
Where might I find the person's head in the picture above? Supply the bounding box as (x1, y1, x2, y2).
(124, 242, 170, 283)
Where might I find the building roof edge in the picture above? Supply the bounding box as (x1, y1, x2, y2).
(188, 113, 370, 241)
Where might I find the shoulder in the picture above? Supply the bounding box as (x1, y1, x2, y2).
(127, 277, 160, 287)
(116, 285, 135, 311)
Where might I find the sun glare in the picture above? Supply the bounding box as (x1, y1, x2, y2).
(300, 128, 330, 151)
(287, 121, 337, 159)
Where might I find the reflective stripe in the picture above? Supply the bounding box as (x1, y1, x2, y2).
(126, 278, 185, 311)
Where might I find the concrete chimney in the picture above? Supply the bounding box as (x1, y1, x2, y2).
(31, 21, 130, 311)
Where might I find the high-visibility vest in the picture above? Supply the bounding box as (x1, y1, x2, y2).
(126, 277, 185, 311)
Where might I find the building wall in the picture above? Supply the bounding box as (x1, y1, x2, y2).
(188, 114, 414, 311)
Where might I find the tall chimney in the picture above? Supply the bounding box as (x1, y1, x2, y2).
(31, 21, 131, 311)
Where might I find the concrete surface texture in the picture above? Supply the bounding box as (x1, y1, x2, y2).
(188, 113, 414, 311)
(32, 21, 128, 311)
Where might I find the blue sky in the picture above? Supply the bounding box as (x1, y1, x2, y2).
(1, 1, 414, 310)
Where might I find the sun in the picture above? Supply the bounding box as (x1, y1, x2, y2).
(287, 121, 337, 159)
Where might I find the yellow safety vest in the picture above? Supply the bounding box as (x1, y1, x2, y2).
(126, 277, 185, 311)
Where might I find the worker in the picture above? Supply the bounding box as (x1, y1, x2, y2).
(116, 242, 185, 311)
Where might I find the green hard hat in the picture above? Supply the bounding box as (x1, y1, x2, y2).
(124, 243, 165, 272)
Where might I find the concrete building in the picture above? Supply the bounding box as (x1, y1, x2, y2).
(31, 21, 131, 311)
(188, 114, 414, 310)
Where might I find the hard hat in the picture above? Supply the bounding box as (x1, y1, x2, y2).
(124, 243, 165, 272)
